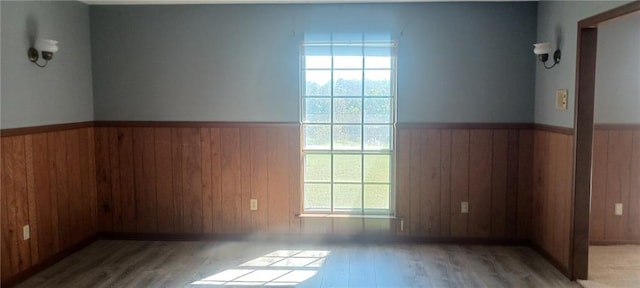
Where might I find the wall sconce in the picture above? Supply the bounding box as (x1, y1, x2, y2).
(28, 39, 59, 68)
(533, 42, 561, 69)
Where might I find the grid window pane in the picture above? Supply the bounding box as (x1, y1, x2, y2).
(304, 125, 331, 150)
(364, 184, 390, 210)
(306, 56, 332, 69)
(333, 70, 362, 96)
(333, 56, 362, 69)
(305, 154, 331, 182)
(304, 183, 331, 210)
(333, 184, 362, 211)
(364, 98, 392, 123)
(365, 56, 391, 69)
(305, 70, 331, 96)
(364, 70, 391, 96)
(364, 154, 390, 183)
(333, 98, 362, 123)
(364, 125, 391, 150)
(304, 98, 331, 123)
(333, 154, 362, 183)
(302, 36, 395, 214)
(333, 125, 361, 150)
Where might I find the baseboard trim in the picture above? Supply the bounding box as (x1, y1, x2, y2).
(98, 232, 529, 246)
(531, 242, 572, 280)
(1, 235, 97, 288)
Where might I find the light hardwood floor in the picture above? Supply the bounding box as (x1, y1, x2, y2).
(578, 245, 640, 288)
(17, 240, 579, 287)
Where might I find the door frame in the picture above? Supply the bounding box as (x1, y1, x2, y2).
(571, 1, 640, 280)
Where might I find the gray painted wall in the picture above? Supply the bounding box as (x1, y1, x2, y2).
(533, 0, 629, 128)
(90, 3, 537, 123)
(594, 14, 640, 124)
(1, 0, 93, 129)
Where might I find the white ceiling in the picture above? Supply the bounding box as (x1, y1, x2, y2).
(80, 0, 533, 5)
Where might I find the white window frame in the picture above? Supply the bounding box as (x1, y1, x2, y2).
(300, 34, 397, 215)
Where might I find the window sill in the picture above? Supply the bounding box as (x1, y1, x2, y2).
(296, 214, 397, 220)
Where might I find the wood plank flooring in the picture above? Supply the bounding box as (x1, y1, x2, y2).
(16, 240, 578, 288)
(579, 245, 640, 288)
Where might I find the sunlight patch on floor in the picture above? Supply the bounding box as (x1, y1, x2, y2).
(192, 250, 329, 286)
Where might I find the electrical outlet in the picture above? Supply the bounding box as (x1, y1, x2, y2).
(23, 225, 30, 240)
(461, 202, 469, 214)
(615, 203, 623, 216)
(250, 199, 258, 211)
(556, 89, 568, 110)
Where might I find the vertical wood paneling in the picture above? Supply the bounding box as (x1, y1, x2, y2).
(267, 127, 290, 233)
(210, 128, 222, 233)
(396, 129, 411, 235)
(250, 128, 268, 231)
(181, 128, 203, 233)
(1, 139, 11, 280)
(532, 129, 575, 271)
(440, 130, 452, 237)
(517, 130, 533, 239)
(556, 135, 572, 265)
(590, 127, 640, 243)
(604, 131, 633, 240)
(24, 136, 39, 265)
(1, 128, 97, 283)
(450, 130, 470, 237)
(86, 124, 537, 243)
(171, 128, 183, 233)
(468, 130, 492, 238)
(108, 128, 122, 232)
(118, 128, 136, 233)
(590, 130, 609, 241)
(78, 130, 93, 239)
(505, 130, 520, 238)
(409, 129, 422, 235)
(421, 130, 441, 236)
(491, 130, 508, 238)
(630, 131, 640, 239)
(46, 132, 61, 252)
(288, 127, 302, 234)
(52, 132, 70, 250)
(65, 130, 83, 245)
(154, 128, 174, 233)
(240, 128, 252, 232)
(200, 128, 213, 233)
(221, 128, 241, 233)
(86, 128, 98, 236)
(32, 133, 56, 261)
(133, 128, 157, 233)
(3, 138, 20, 275)
(12, 136, 32, 272)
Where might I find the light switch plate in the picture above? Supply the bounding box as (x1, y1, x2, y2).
(615, 203, 623, 216)
(461, 202, 469, 214)
(250, 199, 258, 211)
(556, 89, 568, 110)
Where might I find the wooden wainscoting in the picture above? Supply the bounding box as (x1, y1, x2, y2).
(1, 125, 97, 284)
(531, 126, 574, 275)
(95, 122, 535, 240)
(590, 124, 640, 244)
(396, 125, 534, 240)
(94, 123, 302, 235)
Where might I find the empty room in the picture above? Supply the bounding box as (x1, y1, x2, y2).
(1, 0, 638, 287)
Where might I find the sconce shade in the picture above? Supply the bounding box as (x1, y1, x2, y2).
(34, 39, 59, 54)
(533, 42, 552, 55)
